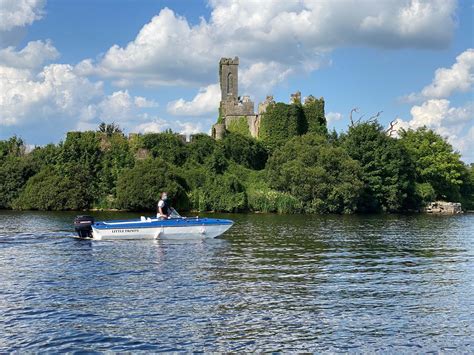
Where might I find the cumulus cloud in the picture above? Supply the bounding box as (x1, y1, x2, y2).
(398, 48, 474, 162)
(82, 0, 457, 88)
(0, 0, 46, 46)
(326, 112, 344, 123)
(167, 84, 220, 116)
(0, 47, 163, 140)
(0, 0, 45, 31)
(239, 61, 293, 98)
(0, 63, 103, 127)
(167, 61, 293, 118)
(0, 40, 59, 69)
(403, 48, 474, 102)
(421, 48, 474, 98)
(396, 99, 474, 161)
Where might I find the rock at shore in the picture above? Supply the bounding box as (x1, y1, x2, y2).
(423, 201, 463, 214)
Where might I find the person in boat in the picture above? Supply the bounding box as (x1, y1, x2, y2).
(157, 192, 171, 219)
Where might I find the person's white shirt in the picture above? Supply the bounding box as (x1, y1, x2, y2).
(157, 199, 167, 218)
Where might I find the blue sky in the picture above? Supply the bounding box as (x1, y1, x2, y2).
(1, 0, 473, 161)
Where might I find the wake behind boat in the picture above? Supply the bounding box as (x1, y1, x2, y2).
(74, 213, 233, 241)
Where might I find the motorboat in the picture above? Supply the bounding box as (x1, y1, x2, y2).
(73, 210, 233, 240)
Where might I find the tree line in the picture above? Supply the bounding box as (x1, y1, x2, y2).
(1, 114, 473, 213)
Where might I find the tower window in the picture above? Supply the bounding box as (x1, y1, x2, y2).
(227, 73, 233, 94)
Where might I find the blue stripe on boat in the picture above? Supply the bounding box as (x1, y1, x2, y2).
(93, 218, 233, 230)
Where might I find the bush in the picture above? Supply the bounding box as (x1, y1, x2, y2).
(140, 131, 188, 165)
(188, 173, 247, 212)
(13, 168, 92, 210)
(342, 122, 416, 212)
(267, 133, 363, 213)
(222, 132, 268, 170)
(247, 188, 302, 213)
(116, 158, 188, 211)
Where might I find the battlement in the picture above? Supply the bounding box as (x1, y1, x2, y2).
(212, 57, 324, 140)
(219, 57, 239, 65)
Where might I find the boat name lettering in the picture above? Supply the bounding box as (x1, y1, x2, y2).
(111, 229, 140, 233)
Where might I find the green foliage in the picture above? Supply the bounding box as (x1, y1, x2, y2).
(0, 157, 35, 208)
(98, 122, 122, 135)
(415, 182, 436, 205)
(226, 116, 250, 137)
(399, 127, 466, 201)
(140, 132, 188, 165)
(303, 96, 327, 136)
(0, 115, 471, 213)
(460, 164, 474, 210)
(222, 132, 268, 170)
(186, 134, 216, 164)
(13, 168, 92, 210)
(267, 133, 363, 213)
(0, 136, 26, 160)
(116, 158, 188, 211)
(259, 102, 306, 150)
(205, 145, 228, 174)
(342, 122, 416, 212)
(97, 134, 134, 206)
(188, 173, 247, 212)
(247, 187, 302, 213)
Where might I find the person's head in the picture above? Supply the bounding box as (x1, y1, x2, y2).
(161, 192, 168, 200)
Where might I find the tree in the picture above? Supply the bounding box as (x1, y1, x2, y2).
(98, 122, 122, 136)
(116, 158, 188, 211)
(259, 102, 306, 150)
(341, 121, 416, 212)
(186, 134, 216, 164)
(141, 132, 188, 165)
(303, 96, 327, 136)
(0, 157, 35, 208)
(399, 127, 465, 202)
(222, 132, 268, 170)
(267, 133, 363, 213)
(0, 136, 25, 160)
(12, 168, 93, 210)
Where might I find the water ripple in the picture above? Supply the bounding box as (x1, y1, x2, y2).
(0, 211, 473, 352)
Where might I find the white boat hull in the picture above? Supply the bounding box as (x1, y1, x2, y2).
(91, 223, 232, 241)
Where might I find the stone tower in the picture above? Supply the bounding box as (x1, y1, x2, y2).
(219, 57, 239, 101)
(212, 57, 263, 140)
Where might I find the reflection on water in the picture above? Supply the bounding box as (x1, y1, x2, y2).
(0, 211, 473, 351)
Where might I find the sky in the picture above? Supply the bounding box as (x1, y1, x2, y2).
(0, 0, 473, 161)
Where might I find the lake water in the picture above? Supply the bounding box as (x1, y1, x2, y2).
(0, 211, 473, 352)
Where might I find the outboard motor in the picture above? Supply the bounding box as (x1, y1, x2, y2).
(74, 215, 95, 238)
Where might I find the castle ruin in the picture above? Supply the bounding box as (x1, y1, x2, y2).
(212, 57, 325, 140)
(212, 57, 274, 139)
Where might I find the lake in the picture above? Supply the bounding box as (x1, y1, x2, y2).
(0, 211, 473, 352)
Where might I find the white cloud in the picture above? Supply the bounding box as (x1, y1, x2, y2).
(326, 111, 343, 123)
(396, 99, 474, 161)
(0, 0, 45, 31)
(167, 61, 293, 118)
(240, 61, 293, 97)
(134, 96, 158, 108)
(0, 0, 46, 46)
(82, 0, 457, 88)
(0, 63, 103, 127)
(0, 40, 59, 69)
(403, 48, 474, 102)
(398, 48, 474, 162)
(421, 48, 474, 98)
(134, 119, 170, 134)
(167, 84, 220, 116)
(176, 120, 203, 136)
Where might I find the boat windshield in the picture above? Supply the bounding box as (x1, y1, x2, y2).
(169, 208, 182, 219)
